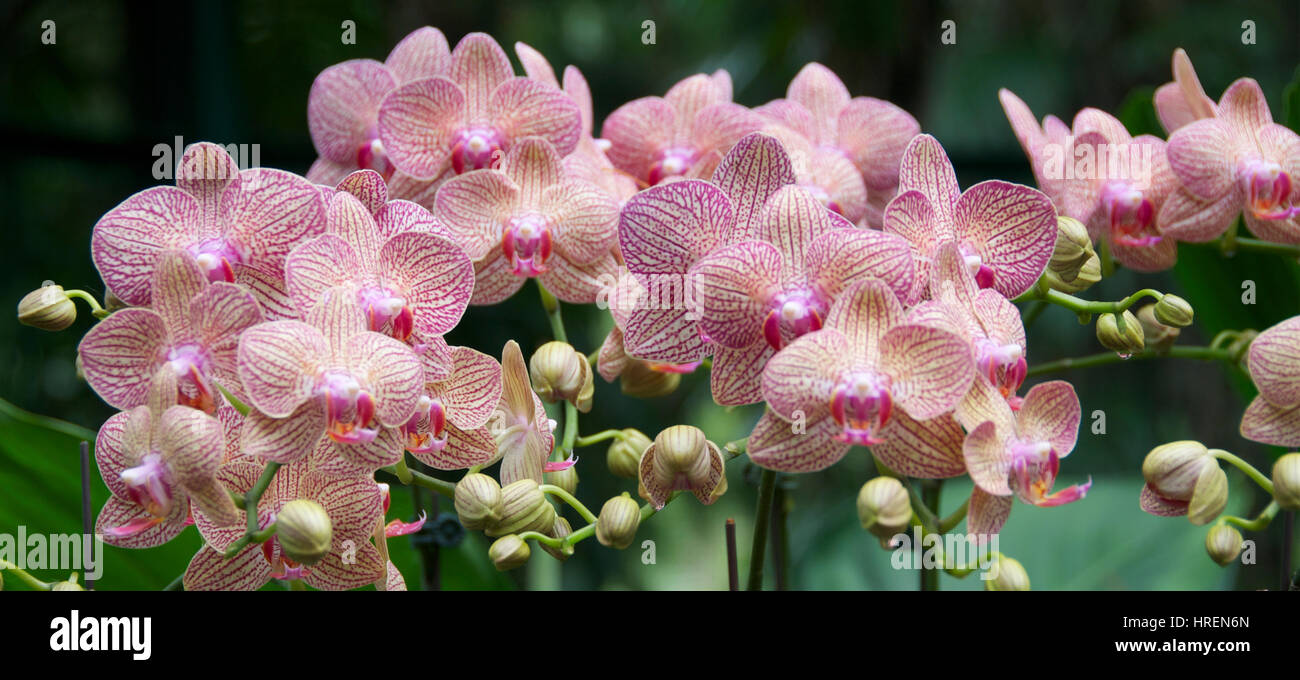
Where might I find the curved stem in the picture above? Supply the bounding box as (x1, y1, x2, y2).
(162, 572, 184, 591)
(938, 500, 969, 534)
(517, 530, 566, 549)
(1, 561, 52, 590)
(64, 289, 107, 319)
(1210, 449, 1275, 495)
(574, 429, 624, 448)
(223, 462, 282, 558)
(1026, 344, 1241, 377)
(1196, 235, 1300, 259)
(1015, 284, 1164, 317)
(536, 280, 567, 343)
(0, 396, 96, 442)
(388, 466, 457, 499)
(558, 401, 578, 461)
(539, 484, 598, 524)
(1220, 501, 1280, 532)
(746, 468, 778, 591)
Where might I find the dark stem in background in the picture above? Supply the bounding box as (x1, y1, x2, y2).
(1284, 511, 1295, 592)
(1021, 300, 1048, 329)
(771, 484, 788, 591)
(411, 461, 442, 591)
(725, 518, 738, 591)
(921, 480, 942, 592)
(746, 468, 778, 591)
(79, 440, 94, 590)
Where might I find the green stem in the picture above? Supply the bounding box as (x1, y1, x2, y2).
(388, 466, 457, 499)
(1026, 344, 1241, 377)
(391, 455, 413, 485)
(64, 289, 107, 319)
(1220, 501, 1280, 532)
(1098, 237, 1116, 278)
(938, 500, 969, 534)
(539, 484, 598, 524)
(0, 561, 52, 590)
(574, 429, 624, 448)
(1196, 235, 1300, 259)
(746, 468, 778, 591)
(0, 396, 96, 442)
(920, 481, 942, 591)
(288, 579, 307, 591)
(214, 383, 250, 417)
(1014, 284, 1164, 318)
(517, 531, 566, 549)
(536, 280, 567, 343)
(558, 401, 578, 462)
(1210, 449, 1275, 495)
(224, 462, 282, 558)
(162, 572, 185, 591)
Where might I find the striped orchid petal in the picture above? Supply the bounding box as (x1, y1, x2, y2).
(712, 133, 798, 235)
(710, 340, 772, 406)
(94, 410, 135, 501)
(761, 329, 848, 420)
(237, 320, 328, 417)
(502, 136, 563, 205)
(96, 494, 188, 549)
(91, 187, 201, 305)
(224, 169, 326, 271)
(869, 409, 967, 479)
(79, 309, 169, 410)
(448, 33, 514, 120)
(954, 180, 1058, 299)
(542, 179, 619, 265)
(666, 74, 729, 129)
(1157, 187, 1241, 243)
(385, 561, 408, 591)
(302, 471, 383, 542)
(306, 288, 369, 358)
(377, 76, 465, 179)
(689, 104, 765, 166)
(882, 190, 940, 301)
(897, 134, 960, 224)
(378, 231, 474, 335)
(787, 63, 850, 144)
(1153, 49, 1217, 134)
(755, 185, 844, 277)
(467, 253, 528, 305)
(1248, 317, 1300, 407)
(325, 426, 406, 473)
(307, 540, 386, 591)
(693, 240, 783, 350)
(956, 374, 1018, 436)
(1239, 396, 1300, 447)
(1218, 78, 1272, 137)
(963, 420, 1012, 497)
(807, 228, 915, 305)
(413, 422, 497, 470)
(347, 332, 424, 428)
(1140, 483, 1190, 517)
(747, 408, 849, 473)
(538, 248, 619, 304)
(601, 97, 676, 181)
(492, 78, 582, 158)
(619, 179, 734, 278)
(336, 168, 389, 218)
(823, 277, 905, 366)
(177, 143, 241, 230)
(152, 251, 207, 343)
(194, 461, 264, 550)
(514, 41, 557, 87)
(240, 402, 326, 464)
(184, 544, 271, 591)
(160, 406, 238, 525)
(622, 304, 710, 365)
(967, 486, 1013, 537)
(434, 167, 519, 261)
(307, 60, 398, 165)
(1166, 118, 1237, 200)
(1016, 381, 1081, 457)
(386, 27, 451, 85)
(879, 323, 975, 420)
(838, 97, 920, 195)
(375, 197, 448, 238)
(432, 346, 503, 429)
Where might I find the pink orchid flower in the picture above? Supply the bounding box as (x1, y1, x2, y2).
(748, 277, 975, 472)
(307, 26, 453, 205)
(883, 134, 1058, 300)
(236, 289, 424, 473)
(692, 184, 915, 405)
(955, 377, 1091, 536)
(1153, 48, 1219, 135)
(1239, 315, 1300, 447)
(285, 172, 474, 344)
(1161, 77, 1300, 244)
(79, 249, 263, 413)
(757, 62, 920, 227)
(617, 132, 797, 381)
(402, 345, 504, 471)
(95, 402, 241, 547)
(488, 340, 557, 485)
(601, 70, 764, 186)
(999, 90, 1180, 271)
(92, 142, 324, 306)
(185, 460, 385, 590)
(434, 136, 620, 304)
(377, 32, 582, 180)
(595, 266, 702, 383)
(908, 243, 1028, 407)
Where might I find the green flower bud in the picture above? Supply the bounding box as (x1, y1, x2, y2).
(275, 499, 333, 567)
(1136, 304, 1179, 353)
(1153, 294, 1194, 328)
(1205, 524, 1243, 567)
(596, 492, 642, 549)
(607, 429, 651, 479)
(1096, 310, 1144, 355)
(454, 473, 503, 531)
(1049, 216, 1095, 282)
(539, 516, 574, 562)
(488, 535, 531, 571)
(1187, 459, 1228, 526)
(638, 425, 726, 509)
(17, 282, 76, 331)
(1271, 453, 1300, 511)
(619, 360, 682, 399)
(1143, 441, 1215, 501)
(486, 479, 555, 537)
(1045, 251, 1101, 294)
(984, 555, 1030, 591)
(857, 477, 912, 545)
(529, 341, 594, 412)
(545, 465, 578, 497)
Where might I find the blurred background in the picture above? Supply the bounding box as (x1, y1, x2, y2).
(2, 0, 1298, 590)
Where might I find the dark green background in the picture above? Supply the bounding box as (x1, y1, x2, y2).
(2, 0, 1298, 590)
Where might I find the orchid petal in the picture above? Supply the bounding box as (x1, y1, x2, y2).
(1248, 317, 1300, 408)
(237, 320, 327, 417)
(433, 346, 503, 429)
(601, 97, 676, 181)
(541, 179, 619, 265)
(839, 97, 920, 193)
(379, 231, 474, 336)
(712, 132, 798, 235)
(963, 420, 1011, 497)
(1139, 483, 1190, 517)
(967, 486, 1013, 536)
(870, 409, 967, 479)
(378, 76, 465, 179)
(879, 324, 974, 420)
(78, 309, 168, 410)
(897, 134, 960, 223)
(91, 187, 201, 305)
(433, 168, 517, 261)
(537, 249, 619, 304)
(619, 178, 734, 278)
(710, 341, 771, 406)
(492, 79, 582, 157)
(622, 304, 709, 365)
(1017, 380, 1082, 457)
(1240, 396, 1300, 447)
(449, 33, 513, 120)
(307, 60, 397, 164)
(807, 228, 915, 306)
(224, 168, 327, 273)
(386, 27, 451, 84)
(693, 240, 783, 350)
(747, 408, 849, 472)
(761, 328, 848, 419)
(96, 495, 187, 549)
(954, 180, 1058, 299)
(1157, 187, 1241, 243)
(183, 544, 270, 591)
(347, 332, 424, 428)
(240, 402, 325, 465)
(787, 63, 849, 143)
(1166, 118, 1237, 200)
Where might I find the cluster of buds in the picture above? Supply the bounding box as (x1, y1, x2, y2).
(1140, 441, 1228, 525)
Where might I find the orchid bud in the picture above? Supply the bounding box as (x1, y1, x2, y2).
(17, 282, 76, 331)
(1187, 458, 1228, 526)
(488, 534, 531, 571)
(1045, 251, 1101, 293)
(1143, 441, 1216, 500)
(51, 580, 85, 591)
(1205, 524, 1243, 566)
(620, 360, 681, 398)
(596, 492, 642, 549)
(486, 479, 555, 537)
(540, 516, 574, 562)
(1271, 453, 1300, 511)
(1096, 310, 1144, 355)
(985, 555, 1030, 591)
(454, 473, 503, 531)
(1049, 216, 1095, 282)
(545, 465, 579, 497)
(530, 341, 594, 412)
(275, 499, 333, 567)
(1153, 294, 1194, 328)
(1136, 304, 1180, 353)
(608, 429, 651, 479)
(857, 477, 912, 544)
(638, 425, 726, 509)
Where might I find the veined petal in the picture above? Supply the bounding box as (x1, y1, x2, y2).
(78, 309, 168, 410)
(385, 561, 408, 591)
(96, 495, 187, 549)
(597, 326, 630, 382)
(1157, 187, 1241, 243)
(807, 228, 915, 306)
(870, 409, 967, 479)
(967, 486, 1013, 537)
(1217, 77, 1272, 138)
(1110, 232, 1179, 272)
(499, 426, 547, 486)
(413, 422, 497, 470)
(159, 405, 225, 488)
(693, 240, 783, 350)
(386, 26, 451, 84)
(963, 420, 1011, 497)
(897, 134, 960, 223)
(303, 471, 383, 540)
(285, 234, 360, 317)
(379, 231, 474, 336)
(973, 289, 1026, 351)
(761, 328, 849, 419)
(328, 426, 406, 473)
(601, 97, 676, 181)
(434, 346, 503, 429)
(712, 132, 798, 235)
(176, 143, 242, 232)
(1017, 380, 1081, 456)
(492, 79, 582, 157)
(375, 197, 447, 239)
(241, 402, 325, 464)
(755, 184, 841, 277)
(619, 178, 734, 277)
(499, 340, 534, 423)
(1139, 483, 1189, 517)
(193, 461, 263, 550)
(307, 59, 397, 164)
(1071, 107, 1132, 146)
(433, 169, 517, 261)
(513, 41, 558, 87)
(378, 77, 465, 179)
(306, 288, 369, 358)
(666, 73, 729, 129)
(467, 252, 527, 305)
(537, 250, 619, 304)
(1249, 317, 1300, 408)
(327, 190, 385, 269)
(710, 341, 771, 406)
(622, 304, 709, 365)
(449, 32, 513, 120)
(954, 180, 1058, 299)
(1166, 118, 1238, 200)
(237, 320, 328, 417)
(233, 263, 297, 321)
(1240, 396, 1300, 447)
(824, 277, 906, 366)
(91, 186, 202, 306)
(192, 282, 264, 379)
(787, 63, 849, 143)
(955, 372, 1017, 435)
(224, 168, 327, 273)
(838, 96, 920, 193)
(94, 409, 137, 501)
(690, 103, 765, 163)
(183, 544, 271, 591)
(563, 65, 595, 136)
(541, 179, 619, 265)
(308, 157, 355, 186)
(882, 189, 941, 300)
(747, 408, 849, 472)
(306, 540, 385, 591)
(502, 136, 563, 205)
(347, 332, 424, 427)
(879, 323, 974, 420)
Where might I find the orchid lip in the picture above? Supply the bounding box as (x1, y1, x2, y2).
(320, 372, 379, 445)
(647, 147, 698, 185)
(450, 126, 505, 174)
(829, 371, 893, 446)
(762, 290, 827, 351)
(1103, 182, 1162, 247)
(976, 339, 1028, 400)
(120, 453, 174, 519)
(1241, 160, 1299, 220)
(959, 245, 996, 289)
(356, 132, 395, 181)
(502, 213, 554, 277)
(403, 395, 448, 454)
(192, 245, 238, 284)
(359, 288, 413, 340)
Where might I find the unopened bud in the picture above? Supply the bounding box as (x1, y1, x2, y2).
(1205, 524, 1243, 566)
(985, 555, 1031, 591)
(1045, 251, 1101, 293)
(454, 473, 503, 531)
(488, 534, 531, 571)
(620, 360, 681, 398)
(638, 425, 725, 509)
(1143, 441, 1216, 500)
(1049, 216, 1095, 281)
(545, 465, 578, 497)
(1137, 304, 1180, 353)
(1187, 457, 1228, 526)
(1153, 294, 1193, 328)
(530, 341, 594, 412)
(539, 516, 574, 562)
(1096, 310, 1144, 355)
(1271, 453, 1300, 511)
(607, 429, 651, 479)
(486, 479, 555, 537)
(857, 477, 912, 544)
(275, 499, 333, 567)
(17, 282, 76, 331)
(596, 492, 642, 549)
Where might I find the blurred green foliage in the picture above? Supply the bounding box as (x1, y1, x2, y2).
(2, 0, 1297, 590)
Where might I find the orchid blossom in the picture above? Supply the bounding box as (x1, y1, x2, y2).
(79, 249, 263, 413)
(488, 340, 558, 485)
(402, 345, 504, 471)
(1240, 315, 1300, 447)
(748, 277, 975, 472)
(434, 136, 619, 304)
(883, 134, 1058, 300)
(377, 32, 582, 180)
